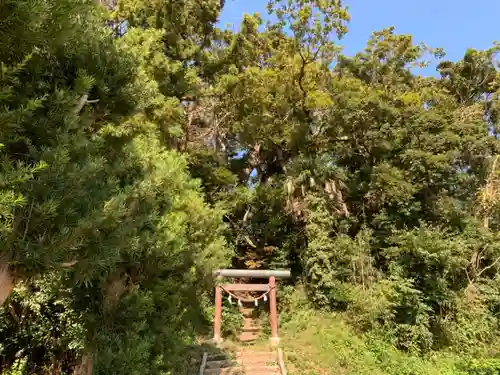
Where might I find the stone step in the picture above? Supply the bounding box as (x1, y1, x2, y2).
(204, 367, 244, 375)
(242, 328, 259, 333)
(242, 321, 259, 327)
(236, 351, 276, 358)
(207, 358, 277, 368)
(245, 365, 281, 373)
(206, 360, 239, 369)
(202, 350, 282, 375)
(241, 327, 261, 332)
(205, 370, 280, 375)
(205, 358, 278, 370)
(239, 358, 277, 364)
(205, 366, 280, 375)
(242, 319, 257, 324)
(239, 333, 260, 342)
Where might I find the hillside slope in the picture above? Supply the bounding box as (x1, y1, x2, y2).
(280, 309, 500, 375)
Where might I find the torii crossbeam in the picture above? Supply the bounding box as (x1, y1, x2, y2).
(212, 269, 291, 346)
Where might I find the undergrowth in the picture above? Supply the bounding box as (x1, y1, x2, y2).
(279, 295, 500, 375)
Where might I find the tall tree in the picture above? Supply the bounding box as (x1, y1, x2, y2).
(0, 1, 229, 374)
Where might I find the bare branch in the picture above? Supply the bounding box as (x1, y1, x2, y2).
(243, 208, 251, 222)
(72, 95, 99, 116)
(476, 255, 500, 278)
(465, 266, 472, 284)
(72, 94, 88, 116)
(61, 260, 78, 268)
(244, 236, 257, 248)
(22, 201, 34, 242)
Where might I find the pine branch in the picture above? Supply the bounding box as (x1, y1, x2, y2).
(72, 95, 100, 116)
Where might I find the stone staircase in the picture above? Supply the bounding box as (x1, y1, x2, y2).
(200, 304, 286, 374)
(239, 307, 260, 343)
(202, 350, 281, 375)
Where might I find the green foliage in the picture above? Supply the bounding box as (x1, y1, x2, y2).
(0, 275, 84, 373)
(280, 301, 500, 375)
(3, 0, 500, 373)
(0, 1, 229, 374)
(220, 302, 245, 339)
(280, 306, 460, 375)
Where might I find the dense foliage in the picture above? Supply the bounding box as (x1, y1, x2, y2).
(2, 0, 500, 374)
(0, 1, 228, 374)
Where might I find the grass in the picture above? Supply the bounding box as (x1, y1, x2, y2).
(174, 296, 500, 375)
(278, 308, 494, 375)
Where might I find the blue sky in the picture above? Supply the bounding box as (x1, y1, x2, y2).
(219, 0, 500, 75)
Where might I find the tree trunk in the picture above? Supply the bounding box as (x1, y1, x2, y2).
(0, 260, 14, 305)
(73, 354, 93, 375)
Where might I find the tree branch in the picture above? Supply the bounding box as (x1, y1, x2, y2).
(72, 95, 100, 116)
(22, 201, 34, 242)
(476, 255, 500, 278)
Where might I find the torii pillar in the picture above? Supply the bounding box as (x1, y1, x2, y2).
(212, 269, 291, 346)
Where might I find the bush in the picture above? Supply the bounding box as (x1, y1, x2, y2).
(348, 278, 433, 352)
(437, 296, 498, 352)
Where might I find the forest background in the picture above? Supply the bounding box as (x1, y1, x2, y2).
(3, 0, 500, 374)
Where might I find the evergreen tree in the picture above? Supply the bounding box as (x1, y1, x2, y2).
(0, 1, 229, 374)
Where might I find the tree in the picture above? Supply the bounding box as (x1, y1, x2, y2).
(0, 1, 229, 374)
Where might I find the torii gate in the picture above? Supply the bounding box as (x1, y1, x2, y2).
(212, 269, 291, 345)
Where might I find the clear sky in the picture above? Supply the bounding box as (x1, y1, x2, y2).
(219, 0, 500, 75)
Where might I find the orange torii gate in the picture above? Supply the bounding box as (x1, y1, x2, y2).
(212, 269, 291, 345)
